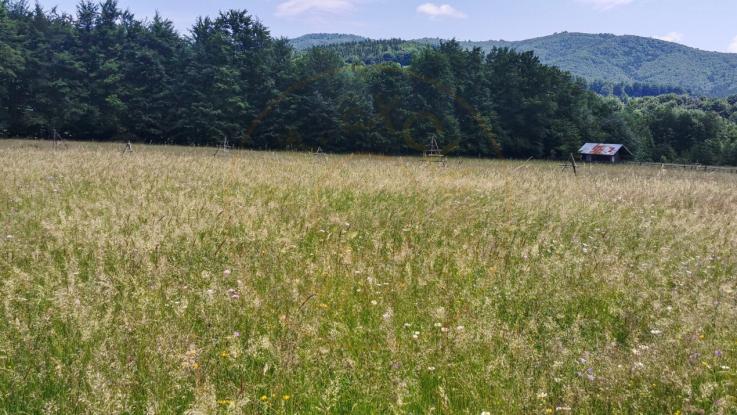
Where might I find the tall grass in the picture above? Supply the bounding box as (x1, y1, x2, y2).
(1, 140, 736, 414)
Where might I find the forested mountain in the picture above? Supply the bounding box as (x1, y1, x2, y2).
(292, 32, 737, 97)
(290, 33, 367, 50)
(2, 1, 737, 165)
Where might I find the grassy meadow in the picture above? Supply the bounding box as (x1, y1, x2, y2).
(1, 140, 736, 414)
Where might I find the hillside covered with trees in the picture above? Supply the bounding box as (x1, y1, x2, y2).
(292, 32, 737, 98)
(2, 1, 737, 164)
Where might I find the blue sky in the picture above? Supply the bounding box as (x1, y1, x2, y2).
(35, 0, 737, 53)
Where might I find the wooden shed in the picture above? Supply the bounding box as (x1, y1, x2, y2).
(578, 143, 633, 163)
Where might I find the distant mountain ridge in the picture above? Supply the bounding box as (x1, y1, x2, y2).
(289, 32, 737, 97)
(289, 33, 368, 50)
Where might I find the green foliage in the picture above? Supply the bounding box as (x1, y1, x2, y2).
(1, 3, 737, 165)
(623, 95, 737, 164)
(289, 32, 367, 50)
(299, 32, 737, 98)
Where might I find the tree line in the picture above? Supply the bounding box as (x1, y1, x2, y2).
(1, 0, 737, 164)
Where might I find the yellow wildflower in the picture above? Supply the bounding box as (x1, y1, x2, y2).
(319, 303, 328, 309)
(282, 395, 290, 401)
(217, 399, 233, 406)
(220, 351, 229, 358)
(260, 395, 268, 402)
(545, 409, 554, 414)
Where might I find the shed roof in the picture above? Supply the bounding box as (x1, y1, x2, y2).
(578, 143, 632, 156)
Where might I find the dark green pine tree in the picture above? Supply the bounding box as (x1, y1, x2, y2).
(0, 0, 24, 134)
(243, 37, 298, 149)
(176, 10, 274, 145)
(335, 66, 383, 153)
(366, 63, 413, 153)
(407, 47, 461, 154)
(286, 47, 345, 151)
(439, 41, 499, 157)
(118, 12, 183, 142)
(21, 5, 84, 137)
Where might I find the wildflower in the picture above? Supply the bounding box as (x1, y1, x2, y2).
(233, 331, 240, 338)
(427, 366, 436, 371)
(412, 331, 420, 340)
(456, 325, 465, 331)
(440, 327, 448, 333)
(434, 322, 442, 328)
(5, 235, 12, 240)
(714, 350, 723, 358)
(481, 412, 491, 415)
(260, 395, 269, 402)
(404, 323, 412, 328)
(650, 329, 662, 335)
(370, 300, 378, 306)
(319, 303, 328, 309)
(192, 363, 199, 369)
(282, 395, 290, 401)
(699, 334, 705, 340)
(220, 351, 229, 358)
(546, 409, 554, 414)
(227, 288, 240, 300)
(223, 269, 231, 277)
(537, 391, 548, 399)
(585, 368, 595, 381)
(217, 399, 234, 406)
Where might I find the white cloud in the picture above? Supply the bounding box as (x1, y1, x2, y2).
(654, 32, 684, 43)
(276, 0, 357, 17)
(416, 3, 467, 19)
(728, 36, 737, 53)
(577, 0, 634, 11)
